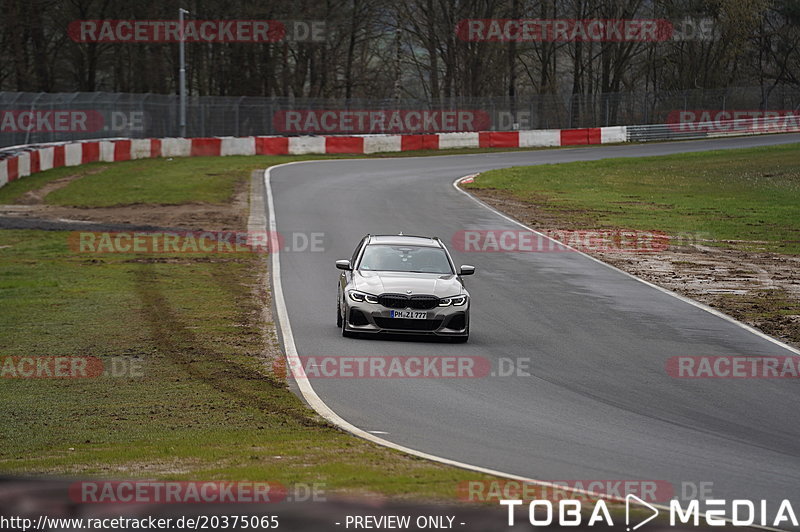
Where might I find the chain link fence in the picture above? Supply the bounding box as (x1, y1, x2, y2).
(2, 86, 799, 148)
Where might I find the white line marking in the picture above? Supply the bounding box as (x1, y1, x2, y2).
(263, 158, 793, 531)
(452, 174, 800, 357)
(263, 164, 638, 504)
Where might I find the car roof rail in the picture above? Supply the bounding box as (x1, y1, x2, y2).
(380, 233, 438, 240)
(367, 233, 442, 246)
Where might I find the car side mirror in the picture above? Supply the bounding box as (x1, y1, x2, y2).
(336, 259, 352, 271)
(459, 265, 475, 276)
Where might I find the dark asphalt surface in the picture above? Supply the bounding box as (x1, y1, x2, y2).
(268, 135, 800, 522)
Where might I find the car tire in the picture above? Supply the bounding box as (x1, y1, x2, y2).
(336, 294, 342, 328)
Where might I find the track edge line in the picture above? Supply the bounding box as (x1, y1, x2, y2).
(259, 160, 789, 531)
(452, 174, 800, 358)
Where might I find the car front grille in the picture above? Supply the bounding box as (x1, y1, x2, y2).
(377, 294, 439, 310)
(378, 294, 409, 309)
(374, 318, 443, 331)
(408, 296, 439, 309)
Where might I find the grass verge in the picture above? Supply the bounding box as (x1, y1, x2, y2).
(464, 143, 800, 347)
(0, 229, 490, 498)
(0, 152, 502, 500)
(465, 143, 800, 254)
(0, 145, 564, 207)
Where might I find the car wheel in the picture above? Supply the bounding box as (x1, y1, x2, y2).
(336, 293, 342, 327)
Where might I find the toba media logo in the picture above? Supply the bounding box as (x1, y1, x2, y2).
(500, 497, 798, 529)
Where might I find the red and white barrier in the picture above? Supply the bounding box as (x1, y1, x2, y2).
(0, 126, 627, 189)
(601, 126, 627, 144)
(520, 130, 560, 147)
(439, 132, 480, 149)
(364, 135, 401, 154)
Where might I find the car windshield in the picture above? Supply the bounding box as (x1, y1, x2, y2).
(358, 244, 453, 274)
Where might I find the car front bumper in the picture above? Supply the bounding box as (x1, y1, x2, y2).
(344, 301, 469, 337)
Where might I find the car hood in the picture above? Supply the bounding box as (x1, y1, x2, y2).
(353, 271, 464, 297)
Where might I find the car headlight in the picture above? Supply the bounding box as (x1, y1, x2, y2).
(439, 295, 467, 306)
(349, 290, 379, 304)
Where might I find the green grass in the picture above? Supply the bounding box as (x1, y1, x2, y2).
(3, 142, 795, 500)
(45, 158, 249, 206)
(0, 151, 511, 497)
(24, 156, 318, 207)
(0, 155, 366, 207)
(466, 143, 800, 254)
(0, 229, 489, 498)
(0, 144, 570, 207)
(0, 163, 103, 205)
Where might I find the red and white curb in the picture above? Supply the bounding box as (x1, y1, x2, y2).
(0, 126, 627, 189)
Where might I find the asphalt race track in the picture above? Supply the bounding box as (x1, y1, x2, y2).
(267, 134, 800, 522)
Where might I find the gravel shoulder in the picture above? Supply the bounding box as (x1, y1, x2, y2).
(471, 187, 800, 348)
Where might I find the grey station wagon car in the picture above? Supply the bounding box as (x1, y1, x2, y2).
(336, 234, 474, 342)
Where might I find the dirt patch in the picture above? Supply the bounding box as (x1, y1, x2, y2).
(0, 177, 248, 231)
(469, 187, 800, 349)
(131, 258, 321, 427)
(15, 166, 109, 205)
(601, 247, 800, 346)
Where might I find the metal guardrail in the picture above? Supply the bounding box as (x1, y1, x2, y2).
(2, 86, 799, 148)
(627, 116, 800, 142)
(2, 120, 798, 163)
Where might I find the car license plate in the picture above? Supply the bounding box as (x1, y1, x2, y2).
(390, 310, 427, 319)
